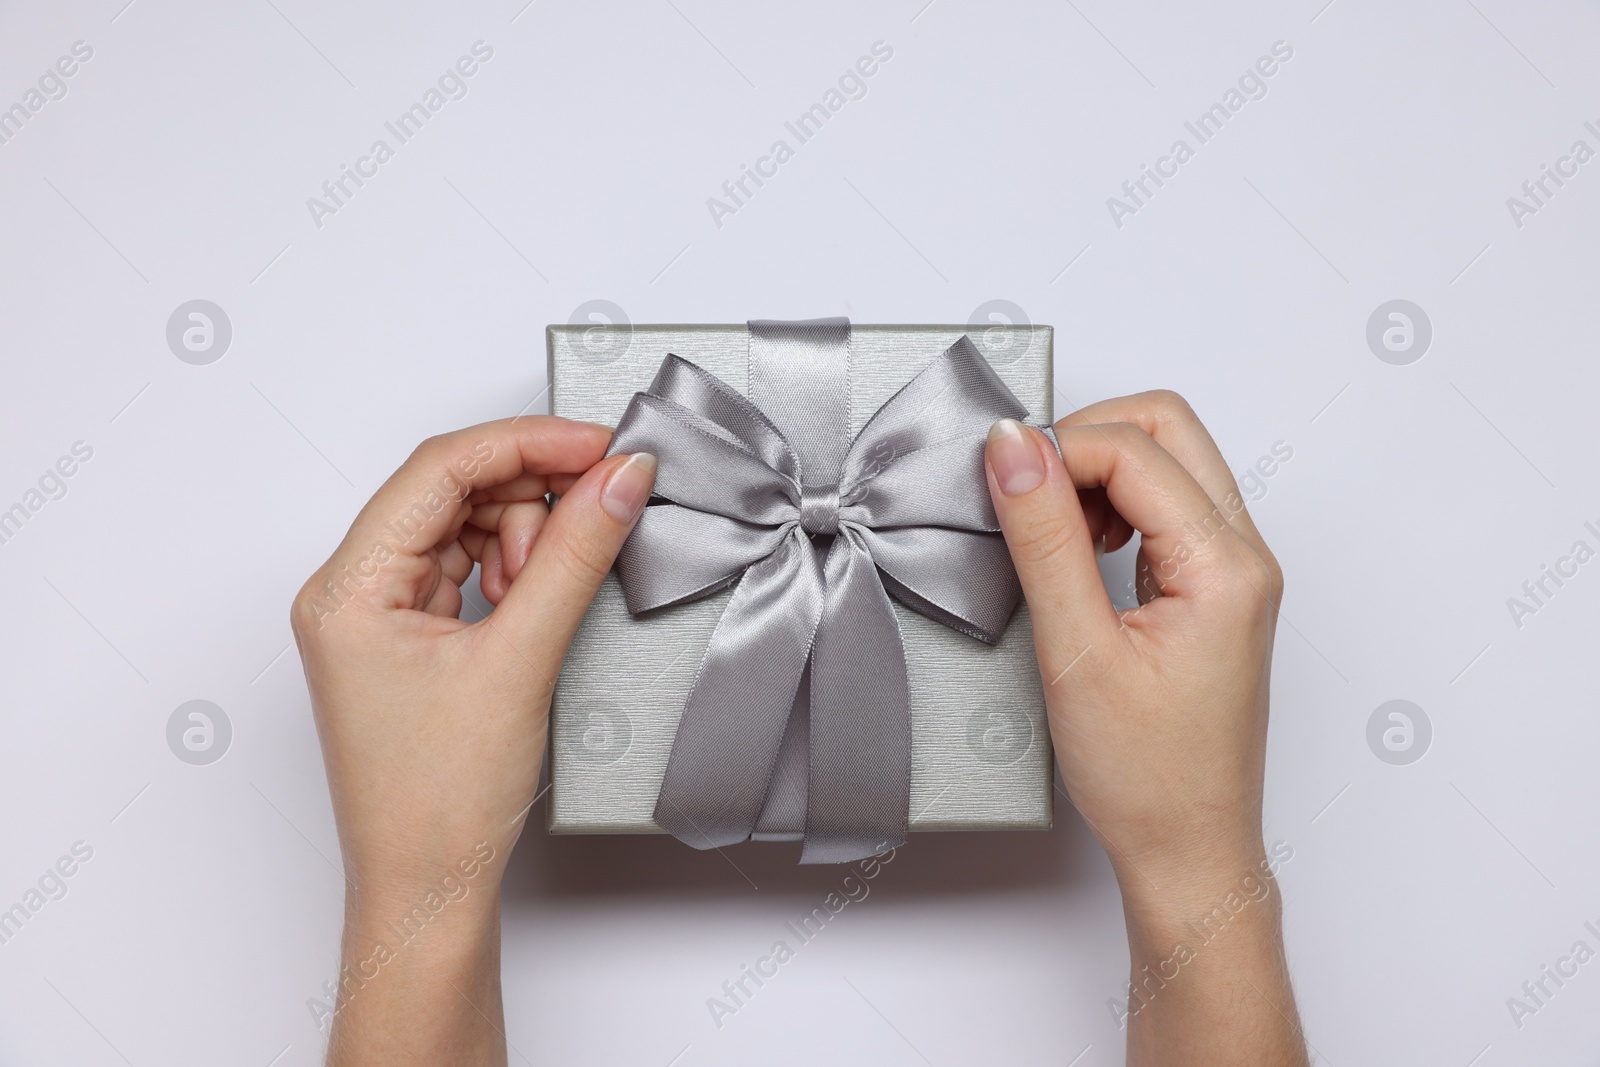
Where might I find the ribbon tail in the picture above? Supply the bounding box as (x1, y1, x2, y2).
(800, 528, 912, 864)
(653, 527, 824, 851)
(751, 668, 809, 840)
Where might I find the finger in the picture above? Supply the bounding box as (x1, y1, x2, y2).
(439, 539, 475, 588)
(421, 560, 464, 617)
(498, 502, 546, 583)
(458, 523, 488, 563)
(984, 419, 1122, 671)
(1054, 422, 1255, 600)
(474, 472, 582, 500)
(1133, 546, 1161, 606)
(466, 498, 548, 539)
(469, 473, 552, 505)
(1056, 391, 1269, 555)
(1076, 487, 1137, 555)
(479, 535, 507, 605)
(483, 452, 657, 675)
(465, 501, 548, 589)
(417, 540, 474, 619)
(337, 417, 612, 568)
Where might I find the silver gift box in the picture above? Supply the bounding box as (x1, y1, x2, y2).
(545, 323, 1054, 837)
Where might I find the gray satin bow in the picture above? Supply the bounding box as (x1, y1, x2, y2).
(605, 319, 1030, 863)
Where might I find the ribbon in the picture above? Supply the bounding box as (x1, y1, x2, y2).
(605, 319, 1030, 863)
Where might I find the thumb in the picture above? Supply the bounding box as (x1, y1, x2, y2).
(487, 451, 656, 678)
(984, 420, 1118, 681)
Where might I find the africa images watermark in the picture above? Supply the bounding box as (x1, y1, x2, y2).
(1125, 440, 1293, 605)
(305, 41, 495, 229)
(1504, 119, 1600, 230)
(1505, 518, 1600, 630)
(0, 440, 95, 548)
(1505, 917, 1600, 1030)
(305, 840, 496, 1032)
(705, 40, 895, 229)
(0, 841, 95, 947)
(705, 846, 896, 1029)
(1106, 839, 1295, 1029)
(302, 439, 494, 628)
(0, 40, 95, 149)
(1105, 40, 1295, 229)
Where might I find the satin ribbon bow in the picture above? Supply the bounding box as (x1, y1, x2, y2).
(605, 319, 1030, 863)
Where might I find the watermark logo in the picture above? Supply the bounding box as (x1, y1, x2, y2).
(1122, 439, 1292, 606)
(705, 41, 894, 230)
(1366, 699, 1430, 766)
(568, 300, 632, 366)
(306, 41, 495, 230)
(299, 440, 494, 630)
(1237, 440, 1293, 503)
(967, 300, 1031, 367)
(1106, 40, 1295, 229)
(1107, 841, 1295, 1029)
(1506, 519, 1600, 629)
(0, 440, 93, 548)
(965, 704, 1033, 764)
(0, 40, 94, 149)
(1365, 300, 1431, 366)
(167, 700, 232, 765)
(1506, 121, 1600, 230)
(572, 708, 631, 764)
(166, 300, 232, 365)
(307, 841, 496, 1031)
(0, 840, 94, 947)
(1506, 920, 1600, 1030)
(707, 847, 895, 1029)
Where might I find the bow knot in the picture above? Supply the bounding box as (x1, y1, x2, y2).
(605, 319, 1032, 863)
(799, 484, 841, 535)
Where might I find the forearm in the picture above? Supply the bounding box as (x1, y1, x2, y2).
(1116, 846, 1308, 1067)
(325, 889, 507, 1067)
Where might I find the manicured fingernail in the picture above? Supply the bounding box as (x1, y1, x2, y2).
(601, 453, 656, 522)
(987, 419, 1044, 496)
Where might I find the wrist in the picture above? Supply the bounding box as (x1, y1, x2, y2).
(344, 880, 502, 947)
(1114, 838, 1308, 1066)
(339, 873, 501, 985)
(327, 887, 504, 1065)
(1098, 811, 1268, 904)
(1115, 837, 1293, 950)
(337, 835, 506, 983)
(344, 834, 505, 918)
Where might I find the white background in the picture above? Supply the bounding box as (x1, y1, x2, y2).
(1, 1, 1597, 1064)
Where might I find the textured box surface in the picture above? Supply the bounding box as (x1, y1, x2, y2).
(546, 324, 1054, 835)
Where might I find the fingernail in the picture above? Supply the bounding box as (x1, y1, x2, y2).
(987, 419, 1045, 496)
(601, 453, 656, 522)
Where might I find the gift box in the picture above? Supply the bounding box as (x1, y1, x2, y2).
(545, 320, 1054, 859)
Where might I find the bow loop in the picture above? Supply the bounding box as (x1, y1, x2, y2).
(608, 394, 799, 527)
(647, 354, 802, 481)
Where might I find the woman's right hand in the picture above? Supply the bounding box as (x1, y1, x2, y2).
(985, 391, 1306, 1066)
